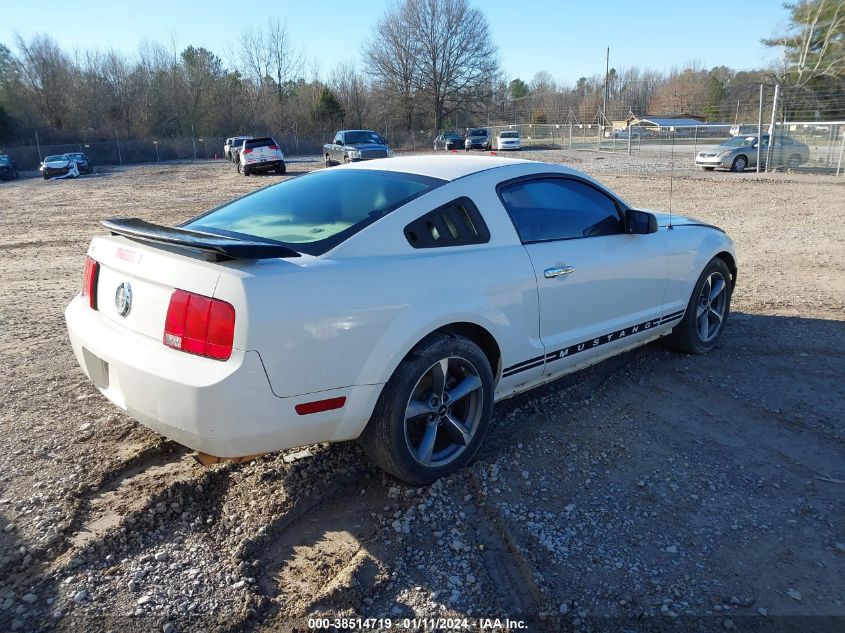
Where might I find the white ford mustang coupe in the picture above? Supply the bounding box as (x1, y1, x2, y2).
(66, 156, 736, 484)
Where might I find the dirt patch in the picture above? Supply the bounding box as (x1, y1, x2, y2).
(0, 155, 843, 631)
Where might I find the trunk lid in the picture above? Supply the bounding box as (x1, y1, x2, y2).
(88, 235, 225, 342)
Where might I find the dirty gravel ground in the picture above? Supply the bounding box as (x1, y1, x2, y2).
(0, 151, 843, 633)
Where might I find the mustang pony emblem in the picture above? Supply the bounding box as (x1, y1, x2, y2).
(114, 282, 132, 317)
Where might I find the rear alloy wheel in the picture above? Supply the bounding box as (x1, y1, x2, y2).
(666, 257, 733, 354)
(343, 155, 350, 164)
(730, 155, 747, 172)
(359, 333, 494, 485)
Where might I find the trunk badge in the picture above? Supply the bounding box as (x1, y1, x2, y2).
(115, 282, 132, 317)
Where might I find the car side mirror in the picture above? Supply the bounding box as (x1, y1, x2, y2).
(625, 209, 658, 234)
(335, 140, 342, 146)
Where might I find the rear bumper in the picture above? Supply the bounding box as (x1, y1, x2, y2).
(243, 160, 284, 171)
(65, 295, 381, 456)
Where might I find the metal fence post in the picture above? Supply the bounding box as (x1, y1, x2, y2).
(756, 85, 765, 173)
(837, 125, 844, 176)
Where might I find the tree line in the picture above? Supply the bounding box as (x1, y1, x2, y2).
(0, 0, 841, 149)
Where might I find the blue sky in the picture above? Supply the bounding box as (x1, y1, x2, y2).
(3, 0, 789, 84)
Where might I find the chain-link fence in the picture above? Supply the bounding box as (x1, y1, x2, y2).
(0, 132, 335, 172)
(4, 121, 843, 174)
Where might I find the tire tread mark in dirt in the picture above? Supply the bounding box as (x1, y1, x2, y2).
(226, 464, 387, 632)
(465, 472, 553, 630)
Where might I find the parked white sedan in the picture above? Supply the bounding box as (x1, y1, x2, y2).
(65, 156, 736, 484)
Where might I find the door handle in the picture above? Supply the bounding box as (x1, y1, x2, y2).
(544, 266, 575, 278)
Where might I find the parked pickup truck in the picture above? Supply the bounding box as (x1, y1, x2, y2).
(324, 130, 391, 166)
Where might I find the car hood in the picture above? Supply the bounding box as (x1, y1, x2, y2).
(639, 210, 711, 229)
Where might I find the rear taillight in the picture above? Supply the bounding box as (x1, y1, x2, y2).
(81, 257, 100, 309)
(268, 145, 279, 151)
(163, 289, 235, 361)
(242, 148, 253, 154)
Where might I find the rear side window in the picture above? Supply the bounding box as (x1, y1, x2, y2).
(404, 197, 490, 248)
(184, 169, 444, 255)
(498, 178, 623, 242)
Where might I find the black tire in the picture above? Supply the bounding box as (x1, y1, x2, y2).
(359, 333, 494, 485)
(236, 161, 242, 174)
(730, 155, 747, 172)
(343, 155, 350, 164)
(325, 154, 332, 168)
(665, 257, 733, 354)
(276, 161, 286, 175)
(42, 172, 49, 180)
(787, 154, 802, 169)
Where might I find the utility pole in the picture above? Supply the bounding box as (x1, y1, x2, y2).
(115, 129, 123, 165)
(756, 85, 765, 174)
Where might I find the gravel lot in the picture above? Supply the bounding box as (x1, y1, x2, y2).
(1, 151, 843, 632)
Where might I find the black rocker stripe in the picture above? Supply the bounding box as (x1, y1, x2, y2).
(502, 310, 686, 378)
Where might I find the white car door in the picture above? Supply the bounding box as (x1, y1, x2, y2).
(497, 176, 669, 376)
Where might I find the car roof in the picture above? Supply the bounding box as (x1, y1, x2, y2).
(339, 155, 578, 182)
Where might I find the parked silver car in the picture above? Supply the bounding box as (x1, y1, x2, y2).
(695, 134, 810, 172)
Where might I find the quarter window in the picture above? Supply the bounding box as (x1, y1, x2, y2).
(498, 178, 623, 242)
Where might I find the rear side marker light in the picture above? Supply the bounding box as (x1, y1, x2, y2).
(81, 257, 100, 309)
(295, 397, 347, 416)
(163, 289, 235, 360)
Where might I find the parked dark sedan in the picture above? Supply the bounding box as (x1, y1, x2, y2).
(0, 154, 19, 181)
(433, 132, 464, 150)
(67, 152, 93, 174)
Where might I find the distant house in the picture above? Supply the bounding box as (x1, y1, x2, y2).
(626, 114, 707, 130)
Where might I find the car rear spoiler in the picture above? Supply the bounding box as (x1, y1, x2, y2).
(101, 218, 300, 261)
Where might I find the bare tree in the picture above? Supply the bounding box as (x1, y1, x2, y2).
(330, 62, 371, 128)
(365, 1, 419, 130)
(378, 0, 498, 131)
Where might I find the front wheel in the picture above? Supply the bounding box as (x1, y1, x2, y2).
(276, 161, 286, 174)
(730, 155, 747, 172)
(359, 333, 494, 485)
(665, 257, 733, 354)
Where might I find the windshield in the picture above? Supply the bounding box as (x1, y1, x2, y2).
(44, 155, 69, 162)
(68, 153, 85, 160)
(445, 133, 462, 140)
(722, 136, 757, 148)
(344, 131, 383, 145)
(468, 129, 487, 137)
(499, 131, 519, 138)
(183, 169, 444, 255)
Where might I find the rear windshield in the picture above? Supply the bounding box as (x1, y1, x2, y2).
(245, 138, 276, 148)
(499, 131, 519, 138)
(183, 169, 445, 255)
